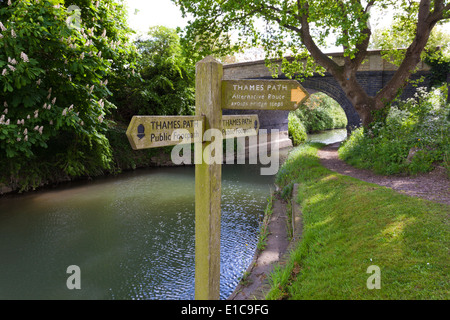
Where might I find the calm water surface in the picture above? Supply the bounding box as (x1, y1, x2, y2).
(307, 128, 347, 145)
(0, 129, 345, 300)
(0, 163, 274, 300)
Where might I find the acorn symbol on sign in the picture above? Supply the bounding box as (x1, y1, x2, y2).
(137, 124, 145, 140)
(254, 120, 258, 130)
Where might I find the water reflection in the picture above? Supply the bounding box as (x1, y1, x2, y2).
(0, 164, 273, 300)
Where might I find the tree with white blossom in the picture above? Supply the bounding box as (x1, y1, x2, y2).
(0, 0, 138, 187)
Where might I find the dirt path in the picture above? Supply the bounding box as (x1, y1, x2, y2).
(318, 142, 450, 206)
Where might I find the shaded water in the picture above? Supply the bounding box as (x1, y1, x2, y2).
(0, 164, 273, 300)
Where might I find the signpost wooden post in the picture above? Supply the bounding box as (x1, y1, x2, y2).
(126, 56, 309, 300)
(194, 56, 223, 300)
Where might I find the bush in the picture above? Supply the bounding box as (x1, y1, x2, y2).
(288, 113, 307, 146)
(293, 93, 347, 133)
(0, 0, 138, 191)
(112, 26, 195, 122)
(339, 86, 450, 175)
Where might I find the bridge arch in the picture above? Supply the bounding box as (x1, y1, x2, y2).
(223, 50, 431, 134)
(282, 74, 362, 129)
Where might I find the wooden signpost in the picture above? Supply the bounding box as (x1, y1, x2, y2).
(126, 115, 205, 150)
(222, 114, 259, 138)
(126, 114, 260, 150)
(126, 56, 309, 300)
(222, 79, 309, 110)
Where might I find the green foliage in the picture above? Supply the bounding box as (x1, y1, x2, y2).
(257, 194, 273, 252)
(292, 93, 347, 133)
(106, 126, 165, 172)
(113, 26, 195, 122)
(370, 15, 450, 67)
(0, 0, 138, 190)
(173, 0, 373, 73)
(425, 50, 450, 87)
(339, 86, 450, 175)
(173, 0, 449, 129)
(288, 112, 307, 146)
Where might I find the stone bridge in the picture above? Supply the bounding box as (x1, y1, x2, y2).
(222, 49, 431, 147)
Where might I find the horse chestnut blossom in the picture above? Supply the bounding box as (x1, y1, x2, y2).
(20, 52, 29, 62)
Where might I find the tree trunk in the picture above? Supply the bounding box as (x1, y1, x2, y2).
(294, 0, 448, 128)
(336, 72, 377, 128)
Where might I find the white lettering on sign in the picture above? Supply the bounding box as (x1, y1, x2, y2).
(223, 80, 309, 111)
(126, 116, 205, 149)
(232, 84, 264, 91)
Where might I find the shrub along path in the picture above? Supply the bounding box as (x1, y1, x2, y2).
(319, 142, 450, 205)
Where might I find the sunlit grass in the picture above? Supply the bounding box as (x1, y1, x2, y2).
(267, 143, 449, 300)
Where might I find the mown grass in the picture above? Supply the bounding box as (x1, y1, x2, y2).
(267, 143, 449, 300)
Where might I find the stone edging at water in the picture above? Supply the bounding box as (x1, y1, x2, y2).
(228, 183, 303, 300)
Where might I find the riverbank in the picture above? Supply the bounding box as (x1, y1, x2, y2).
(228, 189, 303, 300)
(0, 147, 176, 196)
(0, 128, 293, 196)
(234, 143, 449, 300)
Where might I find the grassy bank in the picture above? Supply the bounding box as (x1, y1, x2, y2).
(266, 143, 449, 300)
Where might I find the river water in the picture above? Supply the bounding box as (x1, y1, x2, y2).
(0, 164, 275, 300)
(307, 128, 347, 145)
(0, 129, 346, 300)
